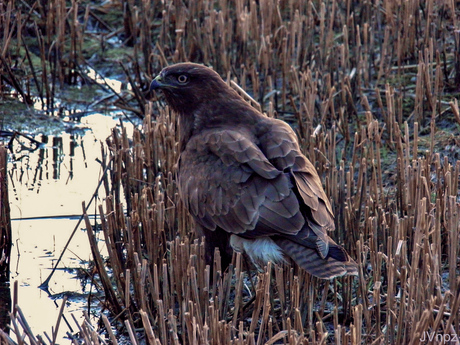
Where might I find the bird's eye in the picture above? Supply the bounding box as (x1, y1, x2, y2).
(177, 75, 189, 84)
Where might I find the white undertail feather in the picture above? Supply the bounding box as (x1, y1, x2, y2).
(230, 235, 286, 270)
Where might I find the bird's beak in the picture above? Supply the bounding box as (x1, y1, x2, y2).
(149, 75, 166, 91)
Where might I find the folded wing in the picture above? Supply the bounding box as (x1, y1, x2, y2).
(178, 122, 357, 278)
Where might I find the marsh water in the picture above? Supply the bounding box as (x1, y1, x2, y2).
(3, 110, 135, 340)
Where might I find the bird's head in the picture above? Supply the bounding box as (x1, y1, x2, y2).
(150, 63, 229, 115)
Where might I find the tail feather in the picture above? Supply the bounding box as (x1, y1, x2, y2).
(275, 238, 358, 279)
(327, 244, 348, 262)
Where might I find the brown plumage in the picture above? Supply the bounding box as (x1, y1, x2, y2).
(150, 63, 358, 279)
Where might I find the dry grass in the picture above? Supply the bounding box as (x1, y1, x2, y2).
(1, 0, 460, 344)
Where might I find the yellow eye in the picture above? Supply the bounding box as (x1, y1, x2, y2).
(177, 75, 188, 84)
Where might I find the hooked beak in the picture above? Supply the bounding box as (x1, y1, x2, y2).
(149, 75, 167, 91)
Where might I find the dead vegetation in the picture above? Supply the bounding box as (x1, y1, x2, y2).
(1, 0, 460, 344)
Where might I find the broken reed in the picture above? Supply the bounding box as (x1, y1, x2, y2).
(0, 145, 12, 333)
(0, 145, 11, 283)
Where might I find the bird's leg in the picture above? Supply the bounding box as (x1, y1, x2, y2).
(243, 254, 257, 294)
(238, 255, 258, 320)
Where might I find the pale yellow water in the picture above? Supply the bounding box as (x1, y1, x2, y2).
(8, 113, 135, 340)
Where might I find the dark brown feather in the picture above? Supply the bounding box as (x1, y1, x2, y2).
(150, 62, 358, 278)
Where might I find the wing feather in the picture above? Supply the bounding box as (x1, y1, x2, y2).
(207, 131, 280, 180)
(178, 128, 304, 237)
(260, 120, 334, 230)
(178, 120, 352, 276)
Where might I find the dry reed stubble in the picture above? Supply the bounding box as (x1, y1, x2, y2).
(85, 95, 458, 344)
(83, 0, 460, 342)
(1, 0, 459, 344)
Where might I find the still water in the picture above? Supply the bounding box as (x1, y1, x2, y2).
(6, 113, 134, 340)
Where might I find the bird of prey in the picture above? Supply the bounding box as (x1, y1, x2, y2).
(150, 63, 358, 279)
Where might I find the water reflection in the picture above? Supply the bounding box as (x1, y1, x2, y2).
(4, 113, 135, 340)
(52, 137, 63, 180)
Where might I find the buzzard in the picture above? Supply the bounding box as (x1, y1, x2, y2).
(150, 63, 358, 279)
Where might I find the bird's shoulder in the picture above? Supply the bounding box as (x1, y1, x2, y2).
(257, 117, 335, 226)
(180, 124, 284, 179)
(177, 124, 304, 234)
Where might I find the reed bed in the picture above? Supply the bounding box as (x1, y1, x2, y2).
(1, 0, 460, 344)
(90, 105, 459, 344)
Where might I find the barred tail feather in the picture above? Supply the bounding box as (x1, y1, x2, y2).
(275, 238, 358, 279)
